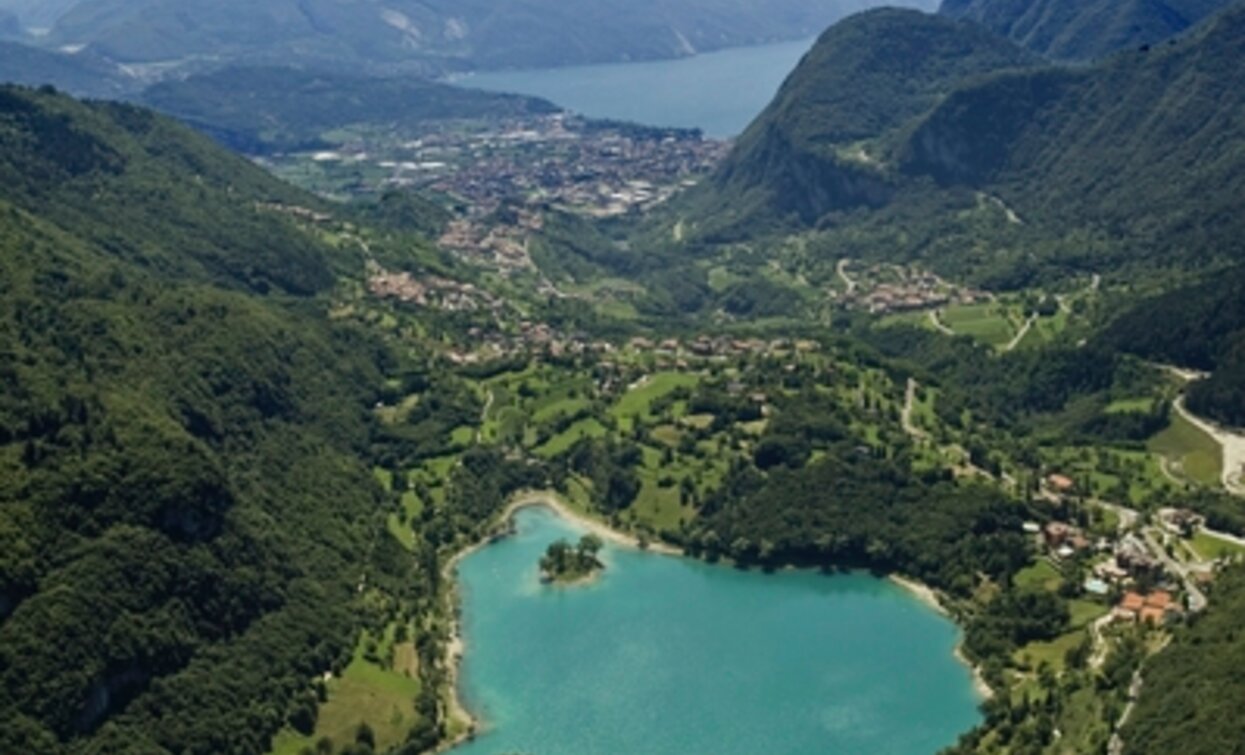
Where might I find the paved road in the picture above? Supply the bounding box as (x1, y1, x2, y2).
(1143, 528, 1208, 612)
(836, 258, 857, 294)
(1002, 313, 1037, 353)
(928, 309, 955, 336)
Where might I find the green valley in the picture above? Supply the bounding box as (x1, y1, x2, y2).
(3, 0, 1245, 753)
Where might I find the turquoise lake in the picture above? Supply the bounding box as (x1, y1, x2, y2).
(453, 506, 981, 755)
(454, 39, 815, 138)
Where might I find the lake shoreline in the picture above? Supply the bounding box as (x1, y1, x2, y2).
(438, 491, 682, 751)
(888, 575, 995, 701)
(440, 493, 988, 752)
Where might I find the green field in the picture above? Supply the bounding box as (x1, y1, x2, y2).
(611, 372, 700, 431)
(1014, 630, 1087, 673)
(270, 628, 423, 755)
(1187, 531, 1245, 561)
(1105, 397, 1155, 414)
(1068, 599, 1109, 629)
(941, 303, 1018, 348)
(1148, 412, 1223, 487)
(1014, 560, 1061, 592)
(535, 417, 608, 457)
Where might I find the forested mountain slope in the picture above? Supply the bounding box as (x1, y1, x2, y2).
(687, 8, 1035, 239)
(41, 0, 932, 72)
(0, 85, 393, 753)
(899, 2, 1245, 271)
(139, 66, 558, 154)
(939, 0, 1233, 60)
(674, 1, 1245, 281)
(1121, 568, 1245, 753)
(1101, 266, 1245, 426)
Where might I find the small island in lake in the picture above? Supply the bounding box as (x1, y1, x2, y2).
(539, 534, 605, 585)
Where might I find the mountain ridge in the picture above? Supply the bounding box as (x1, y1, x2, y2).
(939, 0, 1234, 60)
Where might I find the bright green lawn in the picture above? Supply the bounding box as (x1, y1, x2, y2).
(1148, 412, 1223, 487)
(269, 628, 423, 755)
(535, 418, 607, 458)
(1014, 560, 1061, 592)
(941, 303, 1017, 348)
(1014, 630, 1086, 673)
(1187, 531, 1245, 561)
(611, 372, 699, 430)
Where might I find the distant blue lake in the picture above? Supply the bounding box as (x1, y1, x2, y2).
(453, 506, 981, 755)
(454, 39, 816, 138)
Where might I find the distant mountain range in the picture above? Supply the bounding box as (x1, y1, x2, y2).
(5, 0, 934, 74)
(139, 66, 559, 154)
(0, 0, 81, 29)
(0, 40, 131, 97)
(939, 0, 1235, 60)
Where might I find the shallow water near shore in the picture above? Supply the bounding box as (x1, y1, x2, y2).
(453, 506, 980, 754)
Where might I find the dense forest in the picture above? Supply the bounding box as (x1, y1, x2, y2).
(1101, 265, 1245, 426)
(1121, 567, 1245, 753)
(0, 85, 397, 753)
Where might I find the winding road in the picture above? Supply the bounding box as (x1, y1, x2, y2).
(836, 258, 857, 294)
(928, 309, 955, 336)
(1002, 313, 1037, 353)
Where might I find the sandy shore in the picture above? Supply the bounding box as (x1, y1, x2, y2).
(889, 575, 994, 701)
(505, 491, 684, 556)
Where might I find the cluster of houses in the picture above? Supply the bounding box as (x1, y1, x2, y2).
(438, 214, 540, 275)
(396, 115, 727, 220)
(1026, 518, 1188, 626)
(1114, 590, 1180, 626)
(833, 264, 988, 315)
(367, 270, 501, 313)
(626, 335, 820, 361)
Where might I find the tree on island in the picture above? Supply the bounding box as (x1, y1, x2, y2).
(539, 534, 605, 583)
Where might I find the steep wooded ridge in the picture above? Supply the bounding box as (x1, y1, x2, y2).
(1120, 569, 1245, 754)
(898, 2, 1245, 270)
(0, 86, 392, 753)
(1100, 266, 1245, 426)
(685, 2, 1245, 275)
(939, 0, 1234, 60)
(139, 66, 559, 154)
(35, 0, 926, 72)
(687, 8, 1036, 239)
